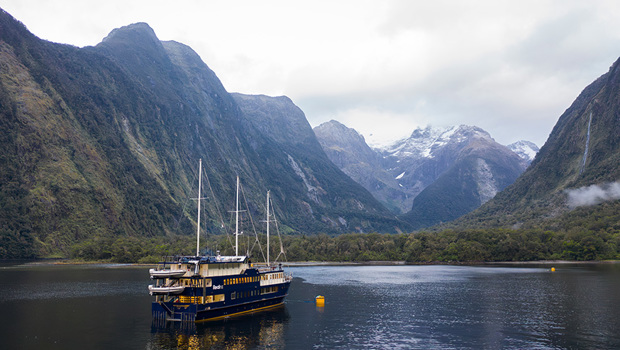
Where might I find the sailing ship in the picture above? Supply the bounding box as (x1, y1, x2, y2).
(149, 160, 292, 323)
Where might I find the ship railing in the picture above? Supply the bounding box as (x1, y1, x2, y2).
(256, 263, 287, 273)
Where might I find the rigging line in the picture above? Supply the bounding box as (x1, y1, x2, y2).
(203, 165, 227, 231)
(225, 211, 235, 253)
(240, 182, 266, 260)
(270, 195, 288, 263)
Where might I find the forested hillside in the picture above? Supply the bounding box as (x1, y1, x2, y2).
(0, 9, 405, 259)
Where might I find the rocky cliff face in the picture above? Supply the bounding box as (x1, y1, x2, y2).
(0, 10, 405, 258)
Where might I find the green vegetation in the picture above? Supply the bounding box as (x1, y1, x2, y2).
(65, 226, 620, 263)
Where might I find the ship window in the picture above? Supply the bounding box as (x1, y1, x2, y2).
(213, 294, 225, 302)
(231, 292, 236, 300)
(261, 286, 278, 294)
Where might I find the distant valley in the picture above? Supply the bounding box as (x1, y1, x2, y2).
(315, 122, 538, 228)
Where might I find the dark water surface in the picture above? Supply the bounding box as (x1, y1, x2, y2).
(1, 262, 619, 349)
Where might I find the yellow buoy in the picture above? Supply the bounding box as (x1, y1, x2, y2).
(315, 295, 325, 307)
(551, 267, 556, 272)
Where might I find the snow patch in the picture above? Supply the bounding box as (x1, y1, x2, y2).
(508, 140, 539, 163)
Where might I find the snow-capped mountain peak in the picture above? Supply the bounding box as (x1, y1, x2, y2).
(507, 140, 539, 164)
(380, 125, 492, 159)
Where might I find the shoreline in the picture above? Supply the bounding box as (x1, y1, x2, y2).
(3, 259, 619, 268)
(283, 260, 620, 267)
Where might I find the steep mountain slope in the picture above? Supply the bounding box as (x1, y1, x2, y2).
(93, 25, 405, 235)
(452, 56, 620, 231)
(231, 95, 403, 233)
(313, 120, 405, 213)
(0, 10, 404, 258)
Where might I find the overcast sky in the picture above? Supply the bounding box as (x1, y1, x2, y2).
(3, 1, 620, 147)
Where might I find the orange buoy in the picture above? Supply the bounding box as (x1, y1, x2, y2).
(315, 295, 325, 307)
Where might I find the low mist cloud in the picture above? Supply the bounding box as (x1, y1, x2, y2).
(566, 182, 620, 208)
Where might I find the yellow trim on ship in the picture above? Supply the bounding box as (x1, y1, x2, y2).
(194, 302, 285, 323)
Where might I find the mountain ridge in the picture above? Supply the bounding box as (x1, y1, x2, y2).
(0, 10, 406, 258)
(314, 121, 534, 227)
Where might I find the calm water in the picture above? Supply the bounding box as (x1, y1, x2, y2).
(0, 262, 619, 349)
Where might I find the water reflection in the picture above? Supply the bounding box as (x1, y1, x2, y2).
(1, 263, 620, 349)
(149, 305, 289, 349)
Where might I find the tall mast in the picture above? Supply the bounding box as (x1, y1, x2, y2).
(196, 159, 202, 257)
(235, 176, 239, 256)
(266, 190, 270, 266)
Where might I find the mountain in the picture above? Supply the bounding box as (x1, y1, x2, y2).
(313, 120, 404, 213)
(314, 122, 532, 228)
(0, 10, 404, 258)
(508, 140, 539, 165)
(452, 56, 620, 232)
(230, 94, 402, 233)
(399, 127, 528, 229)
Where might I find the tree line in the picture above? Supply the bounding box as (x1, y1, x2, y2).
(67, 227, 620, 263)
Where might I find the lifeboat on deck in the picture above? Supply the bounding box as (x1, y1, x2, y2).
(148, 284, 185, 295)
(149, 269, 186, 279)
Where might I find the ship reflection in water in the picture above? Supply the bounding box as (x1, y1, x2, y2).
(149, 305, 288, 349)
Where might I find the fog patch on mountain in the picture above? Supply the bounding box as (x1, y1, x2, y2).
(566, 182, 620, 208)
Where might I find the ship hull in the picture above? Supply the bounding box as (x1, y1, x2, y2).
(152, 287, 289, 323)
